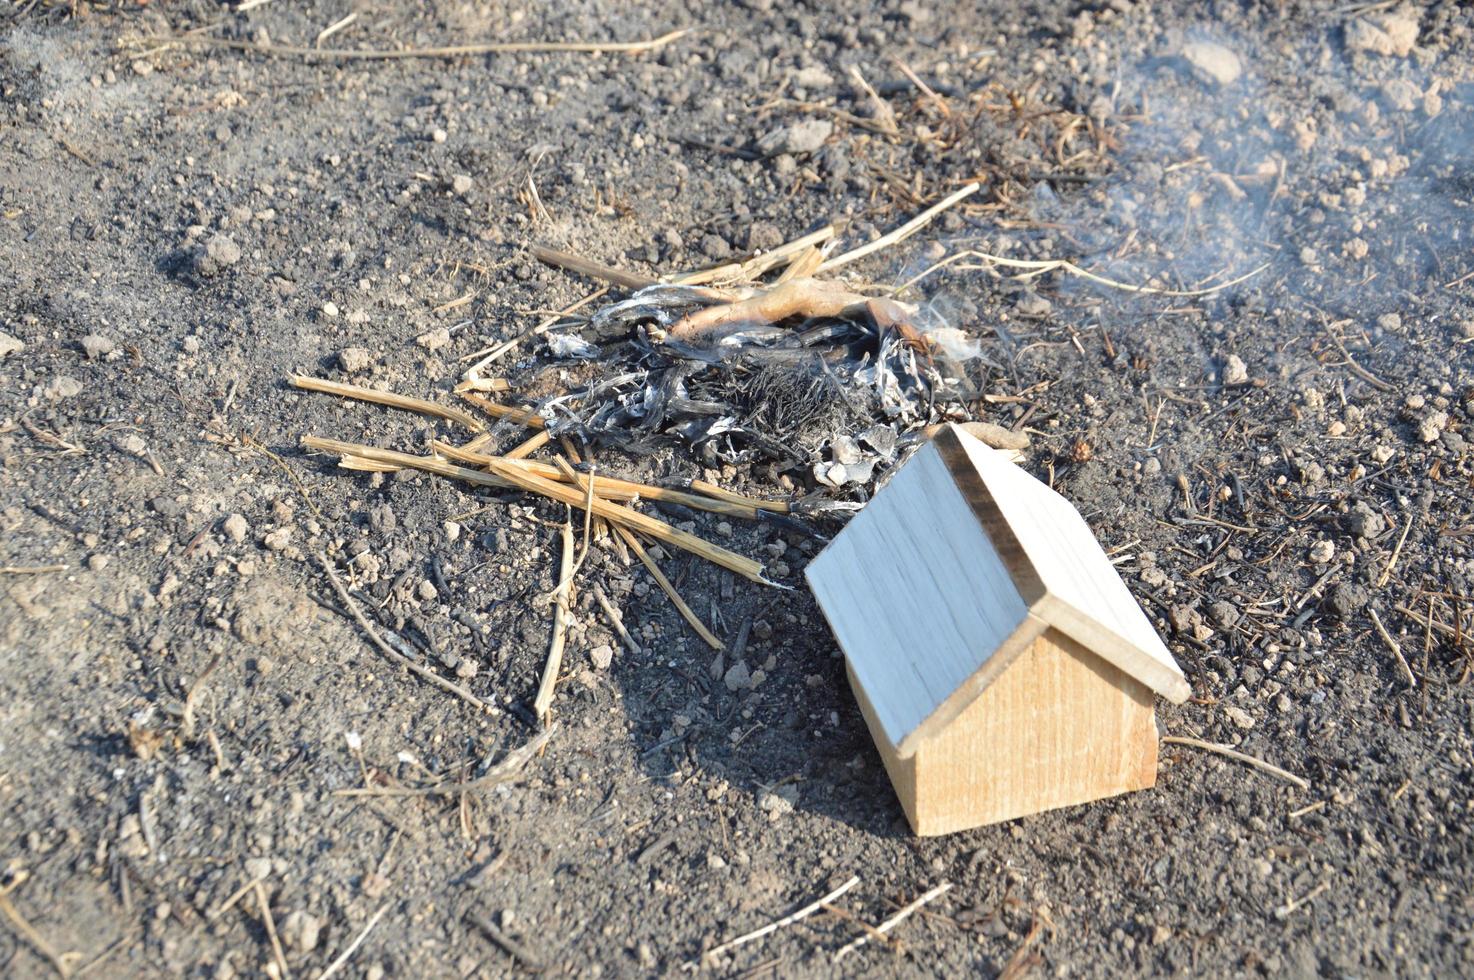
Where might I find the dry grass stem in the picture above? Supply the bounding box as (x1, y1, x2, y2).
(1162, 735, 1310, 790)
(0, 564, 68, 575)
(594, 585, 641, 655)
(1393, 602, 1467, 643)
(533, 520, 577, 723)
(436, 442, 761, 517)
(698, 876, 861, 965)
(846, 64, 899, 136)
(504, 429, 553, 460)
(240, 433, 325, 520)
(774, 245, 826, 284)
(673, 223, 838, 286)
(458, 392, 547, 428)
(453, 377, 512, 394)
(552, 457, 599, 580)
(532, 245, 656, 290)
(462, 287, 609, 376)
(254, 881, 290, 980)
(315, 551, 493, 713)
(207, 873, 269, 922)
(1276, 881, 1330, 918)
(818, 182, 980, 272)
(1377, 518, 1414, 587)
(1368, 607, 1418, 687)
(688, 479, 791, 514)
(833, 882, 953, 961)
(1323, 322, 1394, 392)
(314, 11, 358, 47)
(477, 455, 770, 582)
(0, 886, 76, 978)
(466, 909, 546, 972)
(157, 27, 691, 61)
(291, 375, 484, 431)
(614, 525, 723, 650)
(898, 249, 1269, 298)
(337, 455, 403, 473)
(336, 727, 555, 798)
(303, 440, 770, 581)
(997, 919, 1047, 980)
(316, 903, 390, 980)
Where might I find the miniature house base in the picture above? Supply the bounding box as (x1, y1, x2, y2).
(848, 629, 1159, 835)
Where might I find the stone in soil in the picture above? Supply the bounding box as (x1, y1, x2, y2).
(758, 118, 833, 156)
(81, 334, 115, 359)
(1346, 11, 1419, 58)
(1181, 41, 1243, 86)
(1326, 582, 1370, 619)
(195, 233, 242, 277)
(280, 910, 321, 953)
(1223, 354, 1250, 386)
(723, 660, 751, 692)
(338, 347, 373, 373)
(223, 513, 249, 544)
(1343, 501, 1386, 540)
(1418, 411, 1448, 442)
(1222, 704, 1255, 730)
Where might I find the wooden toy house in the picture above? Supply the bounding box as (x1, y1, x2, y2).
(806, 425, 1191, 835)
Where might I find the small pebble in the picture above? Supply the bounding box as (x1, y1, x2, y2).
(338, 347, 372, 373)
(280, 911, 321, 953)
(1418, 411, 1448, 443)
(723, 660, 751, 692)
(431, 128, 447, 143)
(223, 513, 249, 544)
(1223, 354, 1249, 386)
(757, 784, 798, 820)
(1222, 704, 1255, 730)
(1181, 41, 1243, 86)
(202, 233, 241, 268)
(81, 334, 115, 359)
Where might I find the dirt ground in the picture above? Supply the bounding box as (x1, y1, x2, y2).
(3, 1, 1473, 976)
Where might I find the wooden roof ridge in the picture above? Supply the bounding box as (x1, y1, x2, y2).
(931, 424, 1192, 706)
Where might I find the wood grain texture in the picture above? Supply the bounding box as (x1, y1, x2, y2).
(850, 629, 1159, 835)
(936, 425, 1190, 703)
(806, 440, 1034, 756)
(808, 423, 1187, 764)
